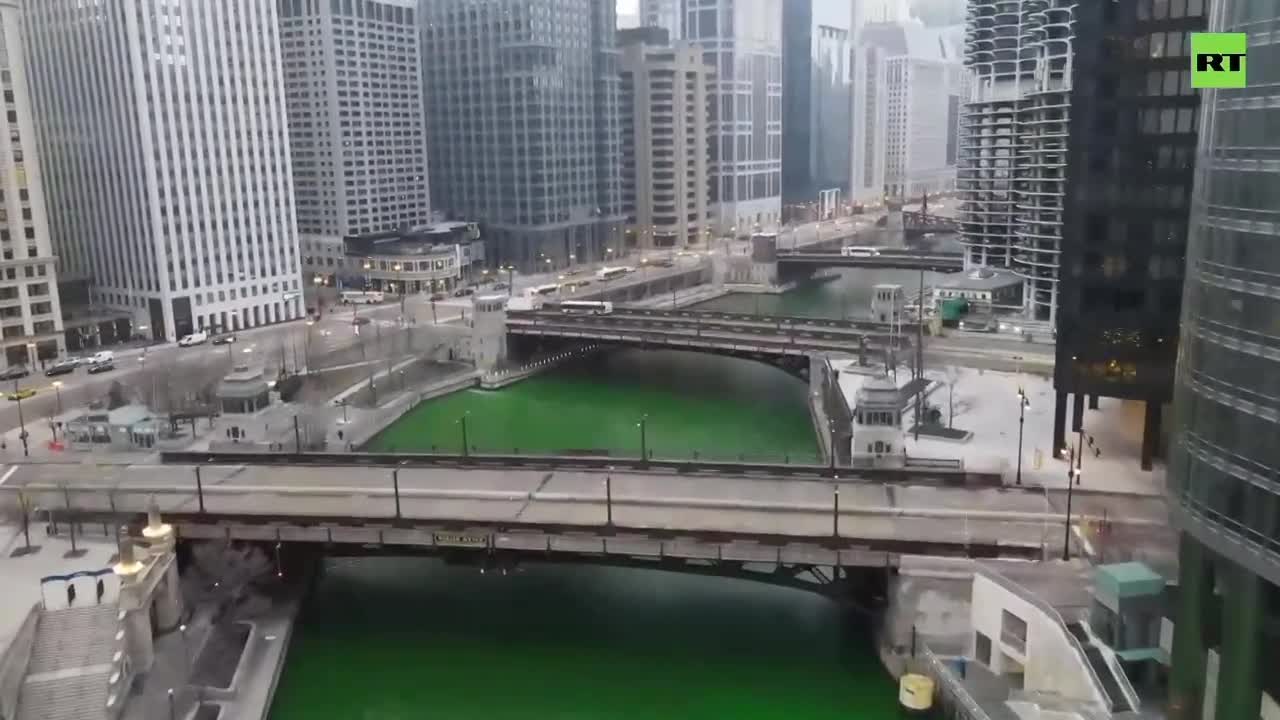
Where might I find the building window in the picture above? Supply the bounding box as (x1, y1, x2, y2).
(975, 631, 993, 666)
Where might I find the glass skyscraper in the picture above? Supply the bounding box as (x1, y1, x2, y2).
(1168, 2, 1280, 719)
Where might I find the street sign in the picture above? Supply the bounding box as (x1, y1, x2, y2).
(433, 531, 488, 548)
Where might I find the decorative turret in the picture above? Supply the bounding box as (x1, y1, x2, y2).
(140, 496, 174, 554)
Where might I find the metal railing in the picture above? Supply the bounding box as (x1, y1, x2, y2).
(920, 646, 993, 720)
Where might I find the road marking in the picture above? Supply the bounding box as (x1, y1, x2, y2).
(0, 465, 16, 486)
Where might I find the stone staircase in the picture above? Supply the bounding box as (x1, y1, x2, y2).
(15, 605, 121, 720)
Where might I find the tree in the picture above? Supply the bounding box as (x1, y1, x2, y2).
(943, 366, 961, 428)
(107, 381, 128, 410)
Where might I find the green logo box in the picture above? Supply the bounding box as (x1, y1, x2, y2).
(1191, 33, 1247, 88)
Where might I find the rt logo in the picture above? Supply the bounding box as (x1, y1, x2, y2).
(1191, 33, 1247, 88)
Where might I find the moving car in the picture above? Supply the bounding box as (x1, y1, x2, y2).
(87, 359, 115, 374)
(211, 333, 236, 345)
(0, 365, 28, 381)
(91, 350, 115, 364)
(6, 388, 35, 401)
(178, 331, 208, 347)
(453, 287, 475, 297)
(44, 359, 78, 377)
(491, 282, 510, 291)
(429, 292, 447, 301)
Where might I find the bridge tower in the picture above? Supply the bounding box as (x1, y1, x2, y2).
(749, 232, 780, 287)
(881, 201, 905, 248)
(472, 294, 509, 372)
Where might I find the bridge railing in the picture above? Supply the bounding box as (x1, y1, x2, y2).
(154, 449, 990, 483)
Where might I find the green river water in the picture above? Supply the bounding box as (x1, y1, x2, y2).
(268, 558, 899, 720)
(269, 270, 932, 719)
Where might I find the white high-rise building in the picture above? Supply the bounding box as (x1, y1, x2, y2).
(639, 0, 681, 38)
(958, 0, 1074, 323)
(25, 0, 304, 343)
(849, 44, 888, 206)
(0, 0, 63, 371)
(676, 0, 783, 235)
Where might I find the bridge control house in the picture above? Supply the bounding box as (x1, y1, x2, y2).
(302, 222, 484, 294)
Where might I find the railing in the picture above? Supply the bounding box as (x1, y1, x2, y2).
(976, 564, 1115, 711)
(920, 645, 993, 720)
(0, 604, 39, 720)
(155, 449, 987, 483)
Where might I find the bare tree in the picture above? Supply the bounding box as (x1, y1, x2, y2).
(943, 366, 962, 428)
(293, 382, 336, 450)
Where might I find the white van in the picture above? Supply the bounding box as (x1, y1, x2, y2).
(177, 332, 208, 347)
(90, 350, 114, 364)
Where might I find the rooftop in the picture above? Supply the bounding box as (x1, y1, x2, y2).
(937, 268, 1022, 292)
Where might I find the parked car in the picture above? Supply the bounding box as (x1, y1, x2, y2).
(429, 292, 446, 302)
(44, 359, 78, 377)
(211, 333, 236, 345)
(6, 388, 35, 401)
(453, 287, 475, 297)
(177, 331, 208, 347)
(491, 282, 510, 291)
(0, 365, 29, 381)
(87, 359, 115, 374)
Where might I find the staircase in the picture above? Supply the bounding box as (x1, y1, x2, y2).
(1066, 621, 1137, 714)
(15, 605, 120, 720)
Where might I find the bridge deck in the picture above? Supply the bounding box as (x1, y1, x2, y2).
(0, 463, 1168, 561)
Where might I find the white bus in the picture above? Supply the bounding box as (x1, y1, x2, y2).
(596, 266, 629, 281)
(558, 300, 614, 315)
(340, 290, 384, 304)
(529, 283, 560, 296)
(840, 246, 881, 258)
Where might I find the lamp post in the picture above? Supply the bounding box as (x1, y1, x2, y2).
(1062, 443, 1080, 561)
(503, 265, 515, 296)
(458, 412, 469, 457)
(832, 483, 840, 537)
(637, 414, 648, 464)
(14, 379, 28, 457)
(52, 380, 63, 416)
(1016, 387, 1030, 485)
(393, 263, 405, 322)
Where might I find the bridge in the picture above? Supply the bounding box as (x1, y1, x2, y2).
(505, 308, 913, 377)
(776, 249, 964, 272)
(0, 460, 1141, 592)
(901, 211, 960, 235)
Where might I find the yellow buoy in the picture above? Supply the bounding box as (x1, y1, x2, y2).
(899, 673, 935, 714)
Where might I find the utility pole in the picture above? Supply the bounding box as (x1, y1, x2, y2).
(913, 268, 925, 441)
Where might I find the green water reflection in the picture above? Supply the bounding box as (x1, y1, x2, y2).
(268, 557, 899, 720)
(691, 269, 944, 320)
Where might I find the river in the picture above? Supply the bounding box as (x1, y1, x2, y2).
(691, 268, 945, 320)
(267, 557, 899, 720)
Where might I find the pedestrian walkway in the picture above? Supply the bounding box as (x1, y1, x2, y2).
(0, 526, 119, 652)
(15, 604, 120, 720)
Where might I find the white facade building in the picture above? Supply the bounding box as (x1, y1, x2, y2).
(619, 30, 713, 248)
(860, 22, 967, 201)
(958, 0, 1074, 323)
(25, 0, 304, 342)
(278, 0, 431, 238)
(850, 43, 888, 206)
(639, 0, 681, 38)
(0, 0, 62, 370)
(678, 0, 783, 235)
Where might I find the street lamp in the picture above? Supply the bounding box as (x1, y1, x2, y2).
(52, 380, 63, 416)
(393, 263, 405, 320)
(13, 379, 28, 457)
(636, 414, 648, 464)
(1062, 443, 1081, 561)
(1015, 387, 1030, 485)
(458, 412, 470, 457)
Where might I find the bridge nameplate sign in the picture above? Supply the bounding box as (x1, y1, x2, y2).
(433, 531, 489, 548)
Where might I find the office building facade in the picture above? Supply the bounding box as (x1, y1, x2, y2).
(419, 0, 623, 271)
(639, 0, 681, 39)
(25, 0, 304, 342)
(1053, 0, 1203, 468)
(619, 28, 712, 249)
(278, 0, 431, 238)
(958, 0, 1073, 323)
(1167, 3, 1280, 720)
(680, 0, 783, 235)
(0, 0, 62, 371)
(850, 43, 888, 206)
(781, 0, 853, 205)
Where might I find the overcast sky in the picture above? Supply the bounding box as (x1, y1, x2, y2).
(617, 0, 638, 16)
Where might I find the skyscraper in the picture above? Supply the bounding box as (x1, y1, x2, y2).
(420, 0, 623, 270)
(619, 28, 713, 249)
(639, 0, 681, 39)
(1167, 2, 1280, 719)
(25, 0, 304, 342)
(849, 42, 888, 206)
(0, 0, 63, 370)
(680, 0, 783, 235)
(958, 0, 1073, 323)
(1053, 0, 1203, 468)
(278, 0, 431, 238)
(781, 1, 853, 206)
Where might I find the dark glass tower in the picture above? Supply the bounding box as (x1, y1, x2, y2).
(1166, 2, 1280, 720)
(1053, 0, 1204, 468)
